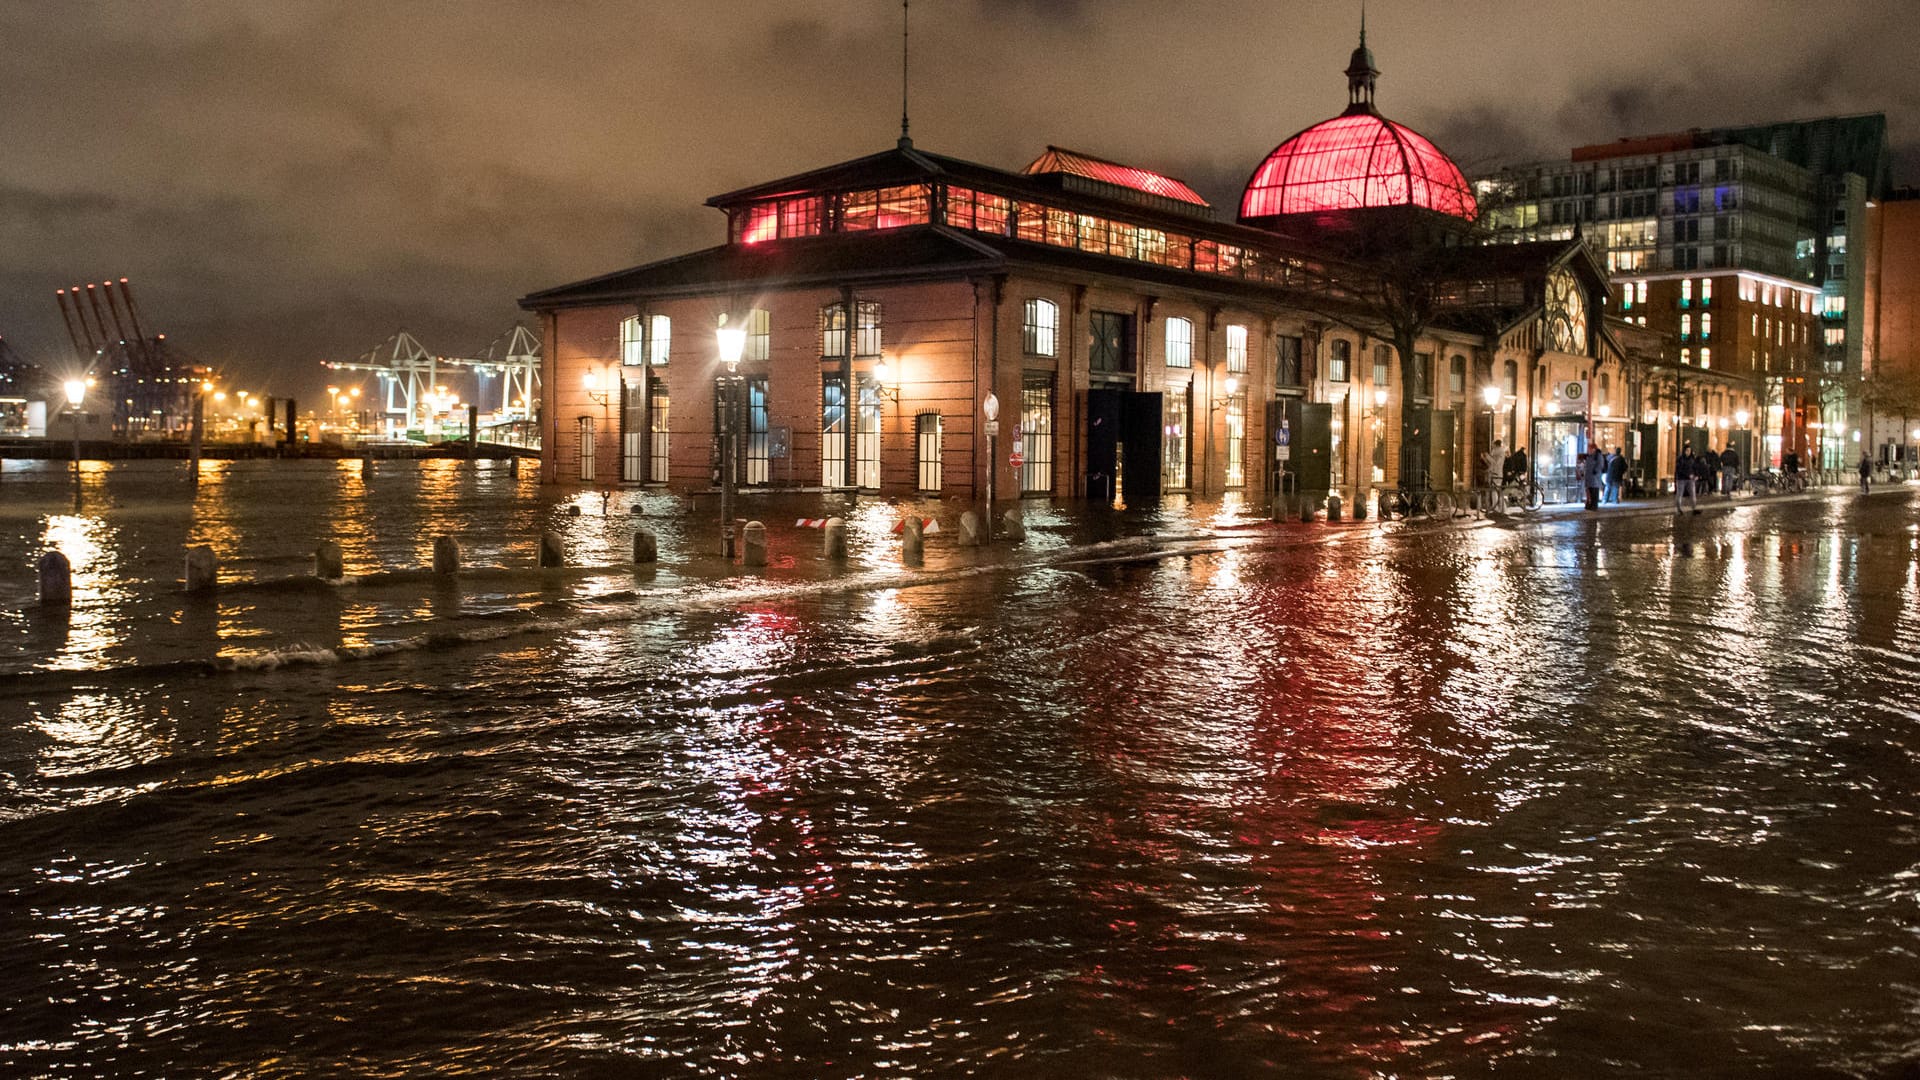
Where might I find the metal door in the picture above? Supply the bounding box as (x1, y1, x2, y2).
(1121, 391, 1163, 504)
(1086, 388, 1120, 502)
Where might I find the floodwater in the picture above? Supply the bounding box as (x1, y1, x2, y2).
(2, 460, 1918, 1078)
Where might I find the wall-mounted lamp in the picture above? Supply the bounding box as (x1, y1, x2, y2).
(871, 358, 901, 403)
(1735, 409, 1751, 427)
(583, 368, 612, 408)
(1211, 375, 1240, 411)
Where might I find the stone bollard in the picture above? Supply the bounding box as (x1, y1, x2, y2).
(566, 505, 582, 517)
(743, 521, 768, 567)
(958, 510, 983, 547)
(1001, 504, 1026, 543)
(184, 545, 218, 592)
(314, 540, 344, 580)
(632, 527, 658, 564)
(1351, 492, 1368, 521)
(1299, 494, 1315, 523)
(538, 531, 564, 568)
(822, 517, 848, 562)
(38, 550, 72, 608)
(902, 517, 925, 566)
(433, 535, 461, 576)
(1327, 493, 1343, 521)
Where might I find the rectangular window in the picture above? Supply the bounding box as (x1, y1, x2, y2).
(779, 196, 823, 238)
(856, 382, 882, 489)
(1021, 376, 1054, 493)
(746, 309, 770, 363)
(1225, 324, 1248, 374)
(1165, 317, 1193, 368)
(648, 382, 670, 482)
(1225, 390, 1246, 489)
(916, 412, 942, 491)
(1414, 351, 1432, 398)
(745, 377, 769, 485)
(622, 379, 646, 483)
(1449, 355, 1466, 394)
(946, 187, 1010, 235)
(874, 184, 931, 229)
(1329, 340, 1351, 383)
(1023, 298, 1058, 357)
(1276, 335, 1304, 387)
(648, 315, 671, 366)
(854, 301, 882, 358)
(1373, 344, 1391, 388)
(621, 315, 646, 366)
(577, 415, 595, 481)
(1089, 311, 1133, 374)
(1161, 383, 1189, 490)
(821, 376, 847, 487)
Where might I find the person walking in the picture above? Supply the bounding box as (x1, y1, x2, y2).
(1860, 451, 1873, 494)
(1675, 446, 1698, 514)
(1606, 446, 1627, 504)
(1691, 446, 1712, 514)
(1720, 445, 1741, 496)
(1583, 446, 1604, 511)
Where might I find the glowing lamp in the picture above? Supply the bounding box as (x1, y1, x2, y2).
(1373, 388, 1388, 407)
(873, 359, 894, 386)
(715, 326, 747, 373)
(63, 379, 85, 407)
(1223, 376, 1238, 395)
(1481, 385, 1500, 409)
(1735, 409, 1751, 427)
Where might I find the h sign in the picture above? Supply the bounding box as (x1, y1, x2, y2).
(1553, 380, 1589, 413)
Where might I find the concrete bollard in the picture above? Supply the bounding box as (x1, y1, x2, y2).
(1000, 504, 1026, 543)
(823, 517, 848, 562)
(632, 527, 658, 564)
(538, 530, 564, 568)
(902, 517, 925, 566)
(1299, 495, 1315, 523)
(1351, 492, 1368, 521)
(566, 505, 582, 517)
(958, 510, 983, 547)
(1327, 493, 1343, 521)
(743, 521, 768, 567)
(38, 550, 72, 608)
(314, 540, 344, 580)
(184, 545, 218, 592)
(433, 535, 461, 575)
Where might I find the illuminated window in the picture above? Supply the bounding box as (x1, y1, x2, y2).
(820, 301, 881, 357)
(1701, 313, 1712, 340)
(1165, 317, 1193, 368)
(746, 309, 770, 363)
(821, 376, 846, 487)
(1681, 279, 1693, 306)
(1681, 314, 1692, 339)
(856, 383, 881, 489)
(647, 315, 671, 366)
(1225, 389, 1246, 488)
(1373, 344, 1391, 387)
(1752, 313, 1759, 336)
(577, 415, 595, 481)
(947, 187, 1010, 235)
(1021, 376, 1054, 493)
(1023, 299, 1058, 357)
(1162, 384, 1189, 489)
(739, 203, 777, 244)
(1637, 281, 1648, 304)
(1700, 278, 1713, 304)
(915, 412, 942, 491)
(1329, 339, 1352, 382)
(648, 382, 669, 482)
(1225, 324, 1248, 373)
(745, 377, 769, 485)
(1240, 113, 1478, 219)
(841, 185, 930, 232)
(620, 316, 645, 366)
(1682, 348, 1692, 365)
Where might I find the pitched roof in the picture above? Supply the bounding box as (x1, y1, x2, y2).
(1023, 146, 1210, 208)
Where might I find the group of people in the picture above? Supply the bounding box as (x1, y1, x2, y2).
(1672, 445, 1743, 513)
(1577, 446, 1634, 510)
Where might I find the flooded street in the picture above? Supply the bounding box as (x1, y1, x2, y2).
(3, 461, 1918, 1077)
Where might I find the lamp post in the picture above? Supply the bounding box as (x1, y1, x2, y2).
(715, 320, 748, 559)
(63, 378, 85, 500)
(982, 391, 1000, 541)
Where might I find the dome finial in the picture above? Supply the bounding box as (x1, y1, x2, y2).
(1345, 4, 1379, 114)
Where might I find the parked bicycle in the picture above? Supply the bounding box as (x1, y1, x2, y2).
(1378, 483, 1466, 522)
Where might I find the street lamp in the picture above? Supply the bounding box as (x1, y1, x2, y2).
(715, 319, 748, 559)
(63, 377, 85, 498)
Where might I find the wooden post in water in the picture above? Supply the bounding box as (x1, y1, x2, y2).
(902, 517, 924, 567)
(315, 541, 344, 580)
(433, 536, 461, 575)
(189, 394, 204, 483)
(632, 527, 657, 564)
(184, 545, 218, 592)
(538, 531, 564, 568)
(468, 404, 479, 460)
(38, 551, 72, 607)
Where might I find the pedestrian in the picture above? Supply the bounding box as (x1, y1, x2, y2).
(1606, 446, 1627, 504)
(1509, 446, 1529, 489)
(1674, 446, 1698, 514)
(1720, 445, 1740, 496)
(1484, 439, 1508, 512)
(1860, 451, 1873, 494)
(1784, 449, 1800, 478)
(1583, 446, 1604, 510)
(1690, 447, 1712, 514)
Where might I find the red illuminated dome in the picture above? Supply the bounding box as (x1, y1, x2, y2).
(1238, 25, 1477, 223)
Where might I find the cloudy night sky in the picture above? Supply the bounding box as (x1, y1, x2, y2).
(2, 0, 1914, 400)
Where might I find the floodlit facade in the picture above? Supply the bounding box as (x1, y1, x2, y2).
(523, 30, 1753, 509)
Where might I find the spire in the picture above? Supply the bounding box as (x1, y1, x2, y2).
(1344, 6, 1379, 114)
(897, 0, 913, 150)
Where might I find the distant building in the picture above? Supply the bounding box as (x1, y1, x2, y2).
(1862, 189, 1920, 457)
(1479, 114, 1893, 468)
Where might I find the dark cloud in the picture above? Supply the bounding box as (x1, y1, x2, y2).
(0, 0, 1911, 401)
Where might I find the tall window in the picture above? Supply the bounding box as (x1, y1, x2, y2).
(916, 413, 942, 491)
(746, 377, 770, 485)
(1373, 344, 1391, 388)
(648, 382, 670, 482)
(746, 308, 770, 363)
(1701, 312, 1712, 340)
(622, 378, 646, 482)
(1225, 388, 1246, 488)
(1089, 311, 1133, 374)
(621, 314, 670, 366)
(1225, 324, 1248, 374)
(1162, 383, 1189, 490)
(1449, 355, 1467, 394)
(1414, 351, 1432, 398)
(820, 301, 881, 357)
(1276, 335, 1304, 387)
(821, 377, 847, 487)
(577, 415, 595, 481)
(1021, 375, 1054, 493)
(1681, 278, 1693, 305)
(1330, 339, 1351, 382)
(1165, 317, 1193, 368)
(1023, 299, 1058, 357)
(1681, 314, 1692, 339)
(1701, 278, 1713, 304)
(1504, 360, 1519, 395)
(856, 382, 882, 489)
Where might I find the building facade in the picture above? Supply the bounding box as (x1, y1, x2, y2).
(525, 33, 1745, 511)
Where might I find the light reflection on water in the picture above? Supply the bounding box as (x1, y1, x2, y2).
(0, 461, 1918, 1075)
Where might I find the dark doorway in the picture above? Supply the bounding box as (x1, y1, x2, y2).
(1430, 409, 1455, 491)
(1275, 399, 1332, 496)
(1399, 404, 1433, 490)
(1087, 387, 1120, 503)
(1120, 390, 1163, 504)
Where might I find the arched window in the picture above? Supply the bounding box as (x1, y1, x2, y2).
(1225, 324, 1248, 373)
(1023, 299, 1058, 357)
(821, 301, 881, 357)
(622, 314, 670, 366)
(1165, 317, 1193, 368)
(1503, 360, 1519, 395)
(1329, 339, 1352, 382)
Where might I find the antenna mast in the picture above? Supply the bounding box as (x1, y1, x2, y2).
(898, 0, 911, 149)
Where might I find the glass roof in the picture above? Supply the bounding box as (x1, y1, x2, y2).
(1025, 147, 1210, 208)
(1239, 113, 1477, 221)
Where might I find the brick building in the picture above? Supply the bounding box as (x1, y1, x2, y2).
(522, 30, 1667, 509)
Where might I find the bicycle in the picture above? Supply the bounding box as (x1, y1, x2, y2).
(1377, 484, 1463, 522)
(1493, 477, 1544, 512)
